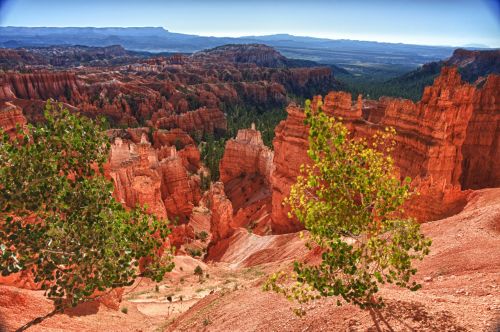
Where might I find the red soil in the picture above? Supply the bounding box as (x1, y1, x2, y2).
(1, 188, 498, 331)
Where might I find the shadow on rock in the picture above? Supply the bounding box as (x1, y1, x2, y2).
(368, 300, 468, 331)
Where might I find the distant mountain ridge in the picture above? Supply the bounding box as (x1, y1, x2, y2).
(390, 48, 500, 87)
(338, 48, 500, 101)
(0, 26, 465, 76)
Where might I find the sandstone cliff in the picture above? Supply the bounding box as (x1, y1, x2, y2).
(460, 74, 500, 189)
(270, 104, 310, 233)
(364, 67, 499, 191)
(0, 71, 82, 101)
(108, 136, 168, 219)
(269, 67, 499, 230)
(206, 182, 234, 260)
(154, 107, 227, 136)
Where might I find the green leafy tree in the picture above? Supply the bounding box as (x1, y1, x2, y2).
(264, 100, 431, 313)
(0, 101, 174, 314)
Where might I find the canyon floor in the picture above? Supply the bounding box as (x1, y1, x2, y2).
(1, 188, 499, 332)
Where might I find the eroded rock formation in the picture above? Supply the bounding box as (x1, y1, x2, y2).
(460, 74, 500, 189)
(153, 107, 227, 136)
(359, 67, 499, 191)
(220, 125, 274, 186)
(0, 101, 27, 136)
(0, 44, 339, 138)
(0, 71, 82, 101)
(107, 133, 201, 223)
(270, 104, 310, 233)
(206, 182, 234, 260)
(107, 136, 168, 219)
(219, 126, 274, 234)
(269, 67, 499, 231)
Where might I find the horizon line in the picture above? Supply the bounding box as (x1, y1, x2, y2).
(0, 26, 497, 49)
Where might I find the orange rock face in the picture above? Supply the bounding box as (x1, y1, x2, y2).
(206, 182, 234, 260)
(107, 133, 201, 222)
(0, 71, 82, 101)
(365, 67, 476, 185)
(220, 126, 274, 187)
(460, 74, 500, 189)
(404, 177, 470, 222)
(270, 67, 500, 231)
(153, 107, 227, 136)
(219, 127, 274, 234)
(270, 104, 310, 233)
(108, 136, 168, 219)
(169, 223, 196, 250)
(0, 101, 27, 136)
(359, 67, 499, 191)
(152, 128, 195, 149)
(160, 154, 201, 222)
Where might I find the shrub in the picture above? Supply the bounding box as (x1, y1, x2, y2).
(197, 231, 209, 242)
(187, 247, 202, 257)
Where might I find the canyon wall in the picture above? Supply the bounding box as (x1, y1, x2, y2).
(0, 44, 339, 136)
(0, 71, 82, 101)
(153, 107, 227, 136)
(362, 67, 499, 190)
(269, 67, 499, 231)
(460, 74, 500, 189)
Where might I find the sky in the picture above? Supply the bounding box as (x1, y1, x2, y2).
(0, 0, 499, 47)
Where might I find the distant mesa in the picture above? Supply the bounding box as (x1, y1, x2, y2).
(193, 44, 290, 68)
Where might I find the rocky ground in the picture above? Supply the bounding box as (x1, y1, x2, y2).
(1, 188, 499, 332)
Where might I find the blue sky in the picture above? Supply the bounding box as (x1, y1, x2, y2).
(1, 0, 499, 47)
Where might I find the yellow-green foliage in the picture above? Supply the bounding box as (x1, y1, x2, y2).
(264, 100, 431, 312)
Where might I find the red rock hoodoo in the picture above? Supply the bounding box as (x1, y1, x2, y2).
(219, 126, 274, 234)
(270, 67, 499, 231)
(270, 104, 311, 233)
(107, 132, 201, 223)
(206, 182, 234, 260)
